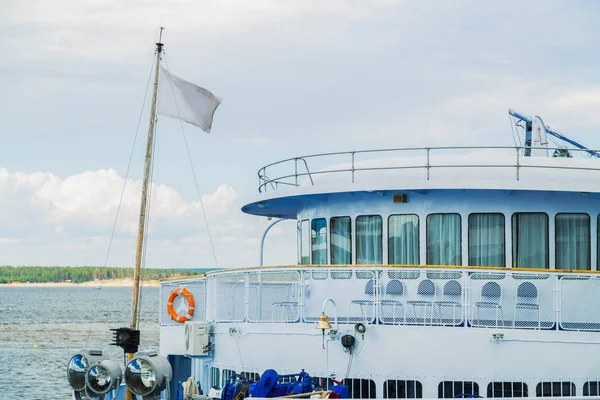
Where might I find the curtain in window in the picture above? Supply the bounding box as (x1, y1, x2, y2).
(388, 215, 419, 264)
(330, 217, 351, 264)
(311, 219, 327, 264)
(426, 214, 461, 265)
(512, 213, 548, 269)
(556, 213, 590, 270)
(468, 213, 505, 267)
(300, 220, 310, 265)
(356, 215, 382, 264)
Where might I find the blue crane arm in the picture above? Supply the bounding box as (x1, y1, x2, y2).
(509, 109, 600, 158)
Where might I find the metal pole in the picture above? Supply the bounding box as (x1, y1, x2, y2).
(259, 218, 285, 266)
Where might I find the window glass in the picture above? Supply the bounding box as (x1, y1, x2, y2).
(311, 218, 327, 264)
(221, 369, 236, 387)
(583, 381, 600, 396)
(356, 215, 383, 264)
(384, 380, 422, 398)
(512, 213, 549, 269)
(438, 381, 479, 398)
(300, 219, 310, 264)
(331, 217, 351, 264)
(342, 378, 377, 399)
(427, 214, 462, 265)
(556, 213, 590, 270)
(210, 367, 220, 388)
(487, 382, 528, 398)
(536, 382, 575, 397)
(388, 214, 419, 264)
(468, 213, 505, 267)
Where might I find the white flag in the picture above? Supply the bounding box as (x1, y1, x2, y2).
(158, 66, 222, 133)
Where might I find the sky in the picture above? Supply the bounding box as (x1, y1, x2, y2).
(1, 0, 600, 269)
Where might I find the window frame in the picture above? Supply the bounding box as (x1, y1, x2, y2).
(511, 212, 550, 269)
(438, 381, 479, 399)
(311, 218, 327, 265)
(383, 380, 423, 399)
(356, 214, 383, 265)
(330, 216, 352, 265)
(554, 212, 591, 270)
(426, 213, 462, 266)
(487, 382, 528, 398)
(388, 214, 420, 265)
(467, 212, 506, 267)
(535, 382, 575, 397)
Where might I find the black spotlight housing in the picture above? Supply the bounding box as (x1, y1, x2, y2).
(110, 327, 140, 353)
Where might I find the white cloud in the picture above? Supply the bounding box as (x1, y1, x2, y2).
(0, 167, 296, 268)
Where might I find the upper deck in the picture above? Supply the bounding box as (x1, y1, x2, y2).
(243, 145, 600, 218)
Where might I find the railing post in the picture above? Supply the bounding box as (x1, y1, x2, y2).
(516, 147, 520, 181)
(294, 158, 298, 187)
(351, 152, 355, 183)
(426, 148, 431, 180)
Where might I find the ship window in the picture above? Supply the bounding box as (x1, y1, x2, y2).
(388, 214, 419, 264)
(512, 213, 549, 269)
(468, 213, 505, 267)
(583, 381, 600, 396)
(221, 369, 236, 387)
(556, 213, 590, 270)
(487, 382, 528, 398)
(343, 378, 377, 399)
(278, 375, 297, 384)
(241, 372, 260, 382)
(331, 216, 352, 264)
(427, 214, 462, 266)
(357, 215, 383, 264)
(536, 382, 575, 397)
(438, 381, 479, 398)
(384, 380, 423, 398)
(210, 367, 220, 388)
(311, 218, 327, 264)
(300, 219, 310, 264)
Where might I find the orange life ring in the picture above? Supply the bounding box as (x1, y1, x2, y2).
(166, 287, 195, 323)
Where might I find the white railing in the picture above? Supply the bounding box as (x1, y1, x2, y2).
(257, 146, 600, 192)
(159, 266, 600, 331)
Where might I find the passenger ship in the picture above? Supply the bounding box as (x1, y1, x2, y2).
(67, 37, 600, 400)
(150, 110, 600, 399)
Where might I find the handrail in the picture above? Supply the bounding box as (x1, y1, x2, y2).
(257, 145, 600, 193)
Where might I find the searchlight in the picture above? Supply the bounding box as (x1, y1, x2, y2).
(125, 351, 172, 399)
(67, 349, 105, 392)
(86, 359, 123, 396)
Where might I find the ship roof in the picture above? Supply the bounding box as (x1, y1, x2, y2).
(242, 147, 600, 218)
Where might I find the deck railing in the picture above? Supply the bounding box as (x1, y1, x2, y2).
(160, 266, 600, 332)
(257, 146, 600, 192)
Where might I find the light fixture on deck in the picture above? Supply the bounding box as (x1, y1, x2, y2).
(67, 349, 105, 392)
(125, 351, 172, 400)
(86, 359, 123, 396)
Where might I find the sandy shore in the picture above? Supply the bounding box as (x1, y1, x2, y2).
(2, 278, 160, 287)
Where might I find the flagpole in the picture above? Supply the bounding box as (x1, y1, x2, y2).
(125, 27, 164, 400)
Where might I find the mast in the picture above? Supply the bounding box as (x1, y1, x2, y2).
(127, 28, 163, 363)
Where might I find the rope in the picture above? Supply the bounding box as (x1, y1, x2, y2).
(182, 377, 200, 398)
(85, 49, 156, 346)
(162, 53, 220, 268)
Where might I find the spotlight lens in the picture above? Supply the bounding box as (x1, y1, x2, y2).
(87, 364, 112, 394)
(125, 358, 156, 395)
(67, 354, 88, 391)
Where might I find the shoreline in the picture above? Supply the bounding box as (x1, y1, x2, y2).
(0, 278, 160, 287)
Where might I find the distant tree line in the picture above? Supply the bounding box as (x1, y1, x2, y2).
(0, 266, 213, 284)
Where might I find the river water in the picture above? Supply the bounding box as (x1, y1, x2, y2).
(0, 285, 160, 399)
